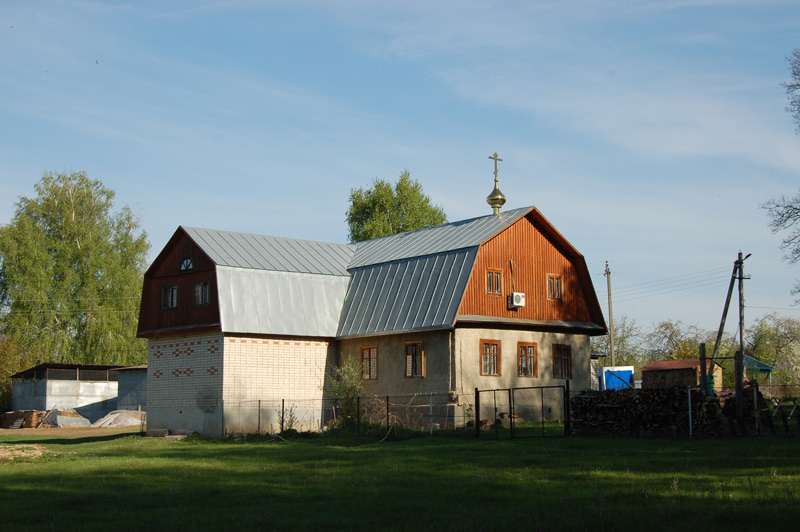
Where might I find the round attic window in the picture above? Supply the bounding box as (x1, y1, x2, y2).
(180, 256, 194, 271)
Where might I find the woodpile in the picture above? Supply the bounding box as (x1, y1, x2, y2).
(1, 410, 47, 429)
(571, 388, 727, 437)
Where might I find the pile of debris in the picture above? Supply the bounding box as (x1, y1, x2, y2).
(92, 410, 146, 428)
(570, 387, 727, 437)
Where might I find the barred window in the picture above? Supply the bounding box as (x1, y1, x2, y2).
(553, 344, 572, 379)
(480, 340, 501, 376)
(361, 346, 378, 380)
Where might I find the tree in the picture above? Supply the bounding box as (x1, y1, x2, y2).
(591, 314, 647, 370)
(346, 170, 447, 243)
(783, 48, 800, 133)
(746, 314, 800, 388)
(0, 171, 150, 366)
(326, 354, 364, 429)
(763, 188, 800, 303)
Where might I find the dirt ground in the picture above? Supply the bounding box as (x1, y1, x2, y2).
(1, 426, 142, 439)
(0, 426, 142, 463)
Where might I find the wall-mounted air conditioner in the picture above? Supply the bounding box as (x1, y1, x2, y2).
(508, 292, 526, 309)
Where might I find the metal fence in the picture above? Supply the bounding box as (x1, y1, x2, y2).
(474, 384, 569, 439)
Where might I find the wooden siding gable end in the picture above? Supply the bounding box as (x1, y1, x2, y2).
(455, 210, 606, 331)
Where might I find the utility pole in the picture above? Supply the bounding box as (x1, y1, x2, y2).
(604, 261, 615, 367)
(735, 252, 751, 420)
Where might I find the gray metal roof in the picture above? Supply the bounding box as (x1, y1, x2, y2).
(337, 248, 477, 338)
(349, 206, 532, 268)
(216, 266, 350, 337)
(183, 226, 355, 276)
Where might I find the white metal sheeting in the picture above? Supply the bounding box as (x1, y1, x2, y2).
(184, 226, 355, 276)
(216, 266, 350, 337)
(336, 248, 478, 338)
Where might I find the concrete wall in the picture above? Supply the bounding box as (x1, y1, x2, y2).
(12, 380, 118, 423)
(117, 369, 147, 410)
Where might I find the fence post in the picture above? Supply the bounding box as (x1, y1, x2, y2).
(258, 399, 261, 434)
(564, 380, 571, 436)
(688, 387, 693, 438)
(281, 398, 285, 433)
(357, 396, 361, 435)
(508, 388, 514, 439)
(386, 395, 390, 429)
(429, 392, 434, 436)
(475, 387, 480, 438)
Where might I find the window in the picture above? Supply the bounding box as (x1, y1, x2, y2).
(548, 275, 562, 300)
(361, 346, 378, 380)
(162, 285, 178, 309)
(486, 269, 502, 295)
(480, 340, 501, 376)
(553, 344, 572, 379)
(518, 342, 538, 377)
(405, 342, 424, 378)
(194, 281, 210, 306)
(180, 256, 194, 271)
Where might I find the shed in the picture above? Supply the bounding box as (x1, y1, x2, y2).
(641, 359, 723, 391)
(11, 363, 125, 422)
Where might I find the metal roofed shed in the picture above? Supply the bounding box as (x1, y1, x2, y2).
(641, 359, 723, 391)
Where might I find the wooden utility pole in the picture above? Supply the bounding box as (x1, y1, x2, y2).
(605, 261, 615, 366)
(736, 252, 751, 419)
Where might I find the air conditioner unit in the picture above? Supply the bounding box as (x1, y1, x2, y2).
(508, 292, 526, 309)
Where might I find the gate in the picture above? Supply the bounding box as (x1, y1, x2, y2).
(474, 382, 570, 439)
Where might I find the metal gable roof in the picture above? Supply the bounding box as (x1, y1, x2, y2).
(182, 226, 356, 276)
(337, 248, 478, 338)
(349, 206, 532, 268)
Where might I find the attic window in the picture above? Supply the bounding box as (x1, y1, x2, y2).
(548, 275, 562, 300)
(162, 285, 178, 309)
(486, 269, 502, 295)
(180, 256, 194, 271)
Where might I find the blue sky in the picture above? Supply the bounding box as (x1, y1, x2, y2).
(1, 0, 799, 332)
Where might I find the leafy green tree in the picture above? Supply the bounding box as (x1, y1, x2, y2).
(0, 335, 27, 412)
(326, 354, 364, 429)
(0, 171, 149, 366)
(746, 314, 800, 388)
(592, 314, 647, 369)
(346, 170, 447, 243)
(783, 48, 800, 133)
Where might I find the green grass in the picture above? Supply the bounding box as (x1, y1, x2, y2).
(2, 428, 799, 531)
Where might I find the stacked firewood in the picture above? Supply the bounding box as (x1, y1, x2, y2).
(570, 388, 727, 437)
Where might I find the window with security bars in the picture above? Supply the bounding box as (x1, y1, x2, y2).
(361, 346, 378, 380)
(518, 342, 538, 377)
(162, 285, 178, 309)
(480, 340, 501, 376)
(405, 342, 424, 377)
(553, 344, 572, 379)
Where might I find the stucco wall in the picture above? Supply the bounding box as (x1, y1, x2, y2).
(453, 327, 591, 393)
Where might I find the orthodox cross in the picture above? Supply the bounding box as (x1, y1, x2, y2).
(488, 152, 503, 183)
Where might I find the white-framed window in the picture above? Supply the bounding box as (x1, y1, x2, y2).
(162, 285, 178, 309)
(486, 269, 502, 295)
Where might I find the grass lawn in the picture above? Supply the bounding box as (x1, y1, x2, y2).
(1, 427, 799, 531)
